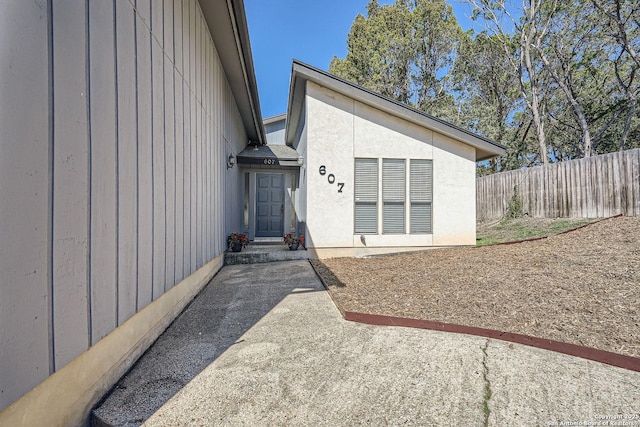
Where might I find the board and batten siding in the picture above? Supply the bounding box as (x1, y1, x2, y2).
(0, 0, 247, 412)
(476, 148, 640, 220)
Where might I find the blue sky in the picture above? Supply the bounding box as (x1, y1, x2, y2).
(244, 0, 478, 119)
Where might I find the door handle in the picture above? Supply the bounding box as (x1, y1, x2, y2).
(281, 204, 284, 213)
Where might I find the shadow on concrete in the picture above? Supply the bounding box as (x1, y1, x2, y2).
(309, 259, 346, 288)
(92, 261, 321, 427)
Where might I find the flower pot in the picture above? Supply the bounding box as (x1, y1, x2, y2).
(288, 243, 299, 251)
(231, 243, 243, 252)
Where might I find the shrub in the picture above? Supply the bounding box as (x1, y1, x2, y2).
(505, 185, 524, 219)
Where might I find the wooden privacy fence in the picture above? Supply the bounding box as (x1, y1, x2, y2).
(476, 148, 640, 220)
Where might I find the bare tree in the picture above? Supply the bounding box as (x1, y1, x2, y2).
(531, 2, 594, 157)
(592, 0, 640, 150)
(467, 0, 551, 165)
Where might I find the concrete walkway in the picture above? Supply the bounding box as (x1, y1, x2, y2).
(94, 261, 639, 427)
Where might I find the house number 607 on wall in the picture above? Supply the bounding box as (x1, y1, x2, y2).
(319, 165, 344, 193)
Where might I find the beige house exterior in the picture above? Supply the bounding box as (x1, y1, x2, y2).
(0, 2, 503, 425)
(280, 61, 505, 258)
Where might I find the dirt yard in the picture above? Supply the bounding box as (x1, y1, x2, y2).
(311, 216, 640, 358)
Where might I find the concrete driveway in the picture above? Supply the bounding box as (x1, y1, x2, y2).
(94, 261, 639, 426)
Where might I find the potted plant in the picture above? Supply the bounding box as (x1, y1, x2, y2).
(227, 233, 249, 252)
(284, 233, 304, 251)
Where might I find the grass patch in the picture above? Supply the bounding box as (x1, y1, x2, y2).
(476, 217, 599, 246)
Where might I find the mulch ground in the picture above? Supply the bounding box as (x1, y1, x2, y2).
(311, 216, 640, 359)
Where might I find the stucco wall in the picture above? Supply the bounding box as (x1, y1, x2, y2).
(305, 83, 354, 248)
(432, 133, 476, 245)
(0, 0, 247, 415)
(303, 81, 476, 252)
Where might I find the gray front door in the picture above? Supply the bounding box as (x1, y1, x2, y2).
(256, 173, 284, 237)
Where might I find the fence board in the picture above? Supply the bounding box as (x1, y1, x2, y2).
(477, 148, 640, 219)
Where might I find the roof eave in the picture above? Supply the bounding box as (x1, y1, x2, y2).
(285, 60, 506, 160)
(285, 65, 306, 147)
(476, 150, 504, 162)
(263, 113, 287, 126)
(199, 0, 266, 145)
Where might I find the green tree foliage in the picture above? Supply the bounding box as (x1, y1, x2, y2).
(453, 32, 525, 172)
(467, 0, 640, 164)
(331, 0, 640, 175)
(330, 0, 462, 120)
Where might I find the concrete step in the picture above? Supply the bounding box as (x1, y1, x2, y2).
(224, 244, 310, 265)
(250, 238, 283, 245)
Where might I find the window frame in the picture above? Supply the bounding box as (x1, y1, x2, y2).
(353, 157, 433, 236)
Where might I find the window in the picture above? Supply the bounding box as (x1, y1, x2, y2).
(382, 159, 405, 233)
(410, 160, 432, 233)
(354, 158, 378, 234)
(354, 158, 432, 235)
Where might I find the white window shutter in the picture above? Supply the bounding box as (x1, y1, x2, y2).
(410, 204, 432, 233)
(354, 159, 378, 234)
(410, 160, 432, 233)
(382, 159, 405, 233)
